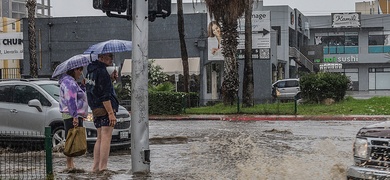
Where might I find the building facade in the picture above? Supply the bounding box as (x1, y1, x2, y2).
(171, 2, 313, 103)
(308, 13, 390, 91)
(1, 0, 51, 19)
(17, 2, 318, 104)
(0, 0, 50, 78)
(0, 17, 22, 79)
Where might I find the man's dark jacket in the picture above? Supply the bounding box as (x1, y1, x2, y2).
(85, 60, 119, 112)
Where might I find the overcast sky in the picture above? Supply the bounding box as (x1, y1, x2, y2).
(50, 0, 364, 17)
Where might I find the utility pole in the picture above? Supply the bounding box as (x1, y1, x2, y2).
(92, 0, 171, 175)
(131, 0, 150, 175)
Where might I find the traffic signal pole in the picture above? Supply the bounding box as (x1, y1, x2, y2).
(92, 0, 171, 175)
(131, 0, 151, 175)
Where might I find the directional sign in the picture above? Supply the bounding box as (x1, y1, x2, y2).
(254, 28, 269, 36)
(240, 28, 269, 36)
(237, 11, 270, 49)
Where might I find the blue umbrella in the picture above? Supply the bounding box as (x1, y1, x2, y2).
(83, 39, 132, 55)
(52, 54, 94, 78)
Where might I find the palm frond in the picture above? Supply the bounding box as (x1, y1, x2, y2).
(204, 0, 252, 23)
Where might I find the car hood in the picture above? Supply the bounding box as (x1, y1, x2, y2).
(357, 121, 390, 138)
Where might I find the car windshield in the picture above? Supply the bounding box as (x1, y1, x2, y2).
(39, 84, 60, 102)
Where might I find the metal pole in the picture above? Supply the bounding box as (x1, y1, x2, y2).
(294, 99, 297, 115)
(131, 0, 150, 175)
(44, 126, 53, 179)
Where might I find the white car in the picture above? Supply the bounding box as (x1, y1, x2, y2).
(0, 79, 131, 152)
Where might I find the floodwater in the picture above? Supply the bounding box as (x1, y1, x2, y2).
(53, 120, 381, 180)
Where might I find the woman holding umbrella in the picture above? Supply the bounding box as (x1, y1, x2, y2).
(53, 54, 90, 171)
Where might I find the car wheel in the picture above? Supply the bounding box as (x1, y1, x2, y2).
(52, 126, 66, 148)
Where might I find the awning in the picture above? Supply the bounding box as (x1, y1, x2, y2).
(121, 57, 200, 76)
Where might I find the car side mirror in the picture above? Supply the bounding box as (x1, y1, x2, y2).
(28, 99, 43, 112)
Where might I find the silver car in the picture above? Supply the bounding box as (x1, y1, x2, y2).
(0, 79, 131, 151)
(272, 78, 300, 100)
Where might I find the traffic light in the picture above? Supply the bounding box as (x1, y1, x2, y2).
(156, 0, 171, 18)
(127, 0, 171, 21)
(93, 0, 171, 21)
(93, 0, 127, 13)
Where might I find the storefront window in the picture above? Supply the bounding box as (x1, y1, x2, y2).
(345, 32, 359, 54)
(369, 67, 390, 90)
(318, 32, 358, 54)
(368, 31, 390, 53)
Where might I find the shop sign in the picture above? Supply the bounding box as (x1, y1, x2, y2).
(0, 32, 23, 60)
(332, 12, 361, 28)
(314, 55, 359, 63)
(319, 63, 343, 71)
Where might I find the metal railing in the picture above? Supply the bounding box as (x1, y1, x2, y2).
(0, 127, 53, 179)
(0, 68, 21, 79)
(289, 47, 315, 72)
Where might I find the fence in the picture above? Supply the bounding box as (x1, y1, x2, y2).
(0, 68, 21, 79)
(0, 127, 53, 179)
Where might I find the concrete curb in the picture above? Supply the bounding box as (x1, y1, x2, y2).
(149, 115, 390, 121)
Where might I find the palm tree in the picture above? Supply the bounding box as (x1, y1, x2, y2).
(26, 0, 38, 78)
(204, 0, 250, 105)
(177, 0, 190, 105)
(242, 0, 254, 107)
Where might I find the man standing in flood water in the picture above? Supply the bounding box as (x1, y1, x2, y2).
(85, 53, 119, 172)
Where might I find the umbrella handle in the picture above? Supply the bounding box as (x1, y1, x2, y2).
(89, 52, 95, 62)
(89, 53, 92, 62)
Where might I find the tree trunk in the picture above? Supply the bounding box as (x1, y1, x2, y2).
(26, 0, 38, 78)
(177, 0, 190, 106)
(221, 20, 239, 105)
(242, 0, 254, 107)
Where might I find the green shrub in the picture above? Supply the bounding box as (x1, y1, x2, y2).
(300, 72, 349, 103)
(149, 91, 186, 115)
(149, 82, 175, 92)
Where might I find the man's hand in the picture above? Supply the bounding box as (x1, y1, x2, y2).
(110, 69, 118, 82)
(108, 113, 116, 127)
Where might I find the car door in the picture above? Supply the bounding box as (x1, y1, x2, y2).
(8, 85, 49, 134)
(0, 85, 13, 131)
(283, 80, 300, 98)
(275, 81, 288, 98)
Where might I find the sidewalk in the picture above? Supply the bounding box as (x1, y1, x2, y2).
(149, 114, 390, 121)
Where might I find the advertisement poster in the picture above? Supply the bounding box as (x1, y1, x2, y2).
(207, 11, 271, 61)
(207, 17, 224, 61)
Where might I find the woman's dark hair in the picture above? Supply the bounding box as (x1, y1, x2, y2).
(66, 67, 83, 79)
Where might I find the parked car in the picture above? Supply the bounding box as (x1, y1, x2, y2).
(272, 78, 300, 100)
(0, 79, 131, 151)
(347, 121, 390, 179)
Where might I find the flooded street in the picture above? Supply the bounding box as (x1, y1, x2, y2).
(54, 120, 381, 179)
